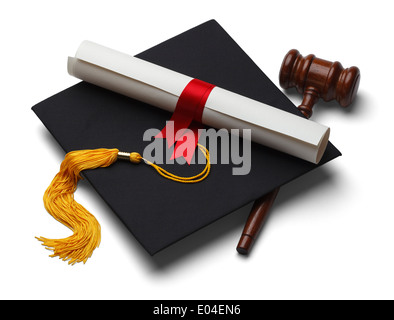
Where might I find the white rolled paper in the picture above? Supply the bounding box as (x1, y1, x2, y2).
(67, 40, 330, 164)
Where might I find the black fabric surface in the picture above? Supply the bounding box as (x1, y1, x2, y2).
(32, 20, 341, 255)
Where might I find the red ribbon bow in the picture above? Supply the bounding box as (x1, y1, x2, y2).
(156, 78, 215, 164)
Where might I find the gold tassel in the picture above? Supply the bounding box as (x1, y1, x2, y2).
(37, 145, 210, 265)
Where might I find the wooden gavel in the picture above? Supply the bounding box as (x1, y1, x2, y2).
(280, 49, 360, 118)
(237, 49, 360, 254)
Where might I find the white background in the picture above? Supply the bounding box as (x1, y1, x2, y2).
(1, 0, 392, 300)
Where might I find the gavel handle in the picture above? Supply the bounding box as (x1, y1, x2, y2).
(237, 99, 313, 254)
(236, 187, 279, 254)
(298, 86, 319, 119)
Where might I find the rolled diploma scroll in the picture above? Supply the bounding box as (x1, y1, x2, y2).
(67, 41, 330, 164)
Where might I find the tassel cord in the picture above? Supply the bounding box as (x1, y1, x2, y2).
(142, 144, 210, 183)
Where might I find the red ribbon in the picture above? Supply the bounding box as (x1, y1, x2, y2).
(156, 78, 215, 164)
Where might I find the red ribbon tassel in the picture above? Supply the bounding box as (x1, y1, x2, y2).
(156, 79, 215, 164)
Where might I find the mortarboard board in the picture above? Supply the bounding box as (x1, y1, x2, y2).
(32, 19, 341, 257)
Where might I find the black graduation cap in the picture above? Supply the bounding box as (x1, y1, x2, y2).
(32, 20, 341, 256)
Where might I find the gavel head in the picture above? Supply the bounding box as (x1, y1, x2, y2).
(279, 49, 360, 118)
